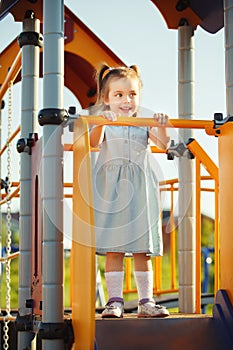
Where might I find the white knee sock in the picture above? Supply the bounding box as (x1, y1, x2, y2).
(134, 270, 154, 303)
(105, 271, 124, 304)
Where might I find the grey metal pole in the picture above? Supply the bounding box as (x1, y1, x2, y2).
(38, 1, 67, 349)
(178, 23, 196, 313)
(17, 12, 41, 349)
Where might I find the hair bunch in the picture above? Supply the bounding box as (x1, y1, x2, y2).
(95, 63, 142, 105)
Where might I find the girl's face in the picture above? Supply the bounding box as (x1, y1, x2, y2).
(103, 77, 140, 116)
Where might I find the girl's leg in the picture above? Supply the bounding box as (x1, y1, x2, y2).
(102, 252, 125, 318)
(133, 252, 152, 271)
(105, 252, 125, 272)
(105, 252, 125, 300)
(133, 253, 153, 301)
(133, 253, 169, 317)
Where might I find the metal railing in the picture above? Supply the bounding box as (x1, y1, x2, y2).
(81, 116, 219, 313)
(0, 116, 219, 315)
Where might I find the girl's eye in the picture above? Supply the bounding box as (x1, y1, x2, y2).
(130, 93, 136, 97)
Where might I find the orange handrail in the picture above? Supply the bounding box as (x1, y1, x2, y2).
(84, 115, 216, 136)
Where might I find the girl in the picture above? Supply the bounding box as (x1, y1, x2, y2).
(90, 64, 170, 318)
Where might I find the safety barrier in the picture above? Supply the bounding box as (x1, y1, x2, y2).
(0, 117, 219, 312)
(81, 116, 219, 314)
(0, 115, 219, 350)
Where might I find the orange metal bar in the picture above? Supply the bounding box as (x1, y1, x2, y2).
(187, 139, 219, 184)
(64, 182, 73, 188)
(150, 145, 166, 153)
(187, 138, 219, 306)
(0, 126, 20, 156)
(170, 185, 176, 289)
(63, 143, 73, 151)
(159, 178, 179, 187)
(125, 258, 132, 293)
(84, 116, 215, 135)
(218, 122, 233, 304)
(64, 194, 72, 198)
(214, 181, 220, 294)
(153, 256, 162, 294)
(201, 175, 214, 180)
(0, 51, 22, 102)
(201, 188, 215, 193)
(195, 158, 202, 314)
(0, 315, 17, 322)
(0, 185, 20, 206)
(64, 144, 166, 154)
(154, 288, 179, 295)
(72, 117, 95, 350)
(0, 251, 19, 262)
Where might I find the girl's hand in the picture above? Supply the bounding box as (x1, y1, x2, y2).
(101, 111, 117, 121)
(153, 113, 168, 126)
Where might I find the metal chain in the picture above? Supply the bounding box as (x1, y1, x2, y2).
(3, 81, 13, 350)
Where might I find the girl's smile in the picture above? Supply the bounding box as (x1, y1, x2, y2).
(104, 77, 140, 116)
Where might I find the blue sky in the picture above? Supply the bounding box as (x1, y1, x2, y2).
(0, 1, 226, 219)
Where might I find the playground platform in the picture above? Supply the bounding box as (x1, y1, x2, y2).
(0, 312, 223, 350)
(96, 313, 222, 350)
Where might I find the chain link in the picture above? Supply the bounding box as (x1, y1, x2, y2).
(3, 81, 13, 350)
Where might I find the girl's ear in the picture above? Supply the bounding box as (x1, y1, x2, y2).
(103, 94, 109, 105)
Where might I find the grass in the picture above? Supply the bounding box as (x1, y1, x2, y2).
(0, 258, 19, 310)
(0, 249, 214, 315)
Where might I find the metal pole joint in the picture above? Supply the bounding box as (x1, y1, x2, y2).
(18, 31, 43, 48)
(213, 112, 233, 134)
(15, 313, 33, 332)
(16, 132, 38, 155)
(167, 138, 195, 160)
(38, 108, 68, 126)
(38, 320, 74, 343)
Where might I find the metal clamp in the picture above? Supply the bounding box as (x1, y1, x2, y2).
(38, 320, 74, 344)
(18, 31, 43, 48)
(15, 313, 33, 332)
(0, 177, 9, 193)
(167, 139, 194, 160)
(16, 133, 38, 155)
(38, 108, 69, 126)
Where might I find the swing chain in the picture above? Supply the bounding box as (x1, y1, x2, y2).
(3, 81, 13, 350)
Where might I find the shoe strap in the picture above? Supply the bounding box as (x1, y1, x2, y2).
(107, 297, 124, 305)
(139, 298, 155, 305)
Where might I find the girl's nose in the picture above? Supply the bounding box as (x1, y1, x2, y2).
(124, 95, 131, 103)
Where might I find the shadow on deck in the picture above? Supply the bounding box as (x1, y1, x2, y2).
(96, 313, 222, 350)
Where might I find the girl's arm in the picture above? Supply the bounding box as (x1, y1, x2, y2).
(90, 125, 106, 147)
(89, 111, 117, 147)
(149, 113, 170, 150)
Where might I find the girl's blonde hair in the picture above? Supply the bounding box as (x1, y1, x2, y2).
(95, 63, 142, 106)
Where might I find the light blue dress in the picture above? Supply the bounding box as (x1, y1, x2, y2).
(93, 124, 163, 256)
